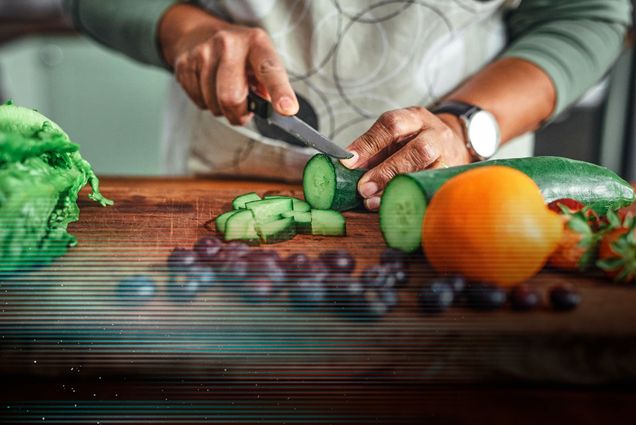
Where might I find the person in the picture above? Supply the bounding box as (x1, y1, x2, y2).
(63, 0, 631, 210)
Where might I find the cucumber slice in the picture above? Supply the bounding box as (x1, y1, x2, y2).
(224, 210, 259, 243)
(232, 192, 261, 209)
(379, 175, 427, 253)
(282, 210, 312, 234)
(303, 154, 365, 211)
(265, 195, 311, 212)
(246, 198, 293, 223)
(257, 217, 296, 244)
(214, 210, 239, 234)
(310, 209, 346, 236)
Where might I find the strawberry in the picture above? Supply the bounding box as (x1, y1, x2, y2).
(547, 198, 602, 230)
(547, 198, 585, 214)
(548, 209, 598, 271)
(597, 212, 636, 283)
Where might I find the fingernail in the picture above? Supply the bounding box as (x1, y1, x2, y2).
(366, 196, 381, 211)
(278, 96, 297, 115)
(359, 181, 379, 198)
(340, 151, 359, 169)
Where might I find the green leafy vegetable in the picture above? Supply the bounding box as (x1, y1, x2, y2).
(0, 101, 112, 274)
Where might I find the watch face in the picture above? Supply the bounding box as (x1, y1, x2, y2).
(466, 110, 500, 159)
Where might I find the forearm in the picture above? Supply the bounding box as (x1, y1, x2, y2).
(443, 57, 556, 144)
(158, 3, 231, 67)
(63, 0, 178, 68)
(502, 0, 631, 117)
(443, 0, 630, 146)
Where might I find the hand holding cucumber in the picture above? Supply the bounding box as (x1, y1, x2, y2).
(159, 3, 299, 125)
(340, 108, 472, 211)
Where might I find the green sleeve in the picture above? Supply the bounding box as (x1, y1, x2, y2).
(502, 0, 632, 117)
(63, 0, 178, 68)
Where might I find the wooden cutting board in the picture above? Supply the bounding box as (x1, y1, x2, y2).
(2, 177, 636, 385)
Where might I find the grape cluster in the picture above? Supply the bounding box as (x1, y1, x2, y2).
(118, 236, 579, 316)
(121, 236, 410, 320)
(418, 276, 580, 314)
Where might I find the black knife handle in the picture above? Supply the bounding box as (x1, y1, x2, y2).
(247, 91, 272, 119)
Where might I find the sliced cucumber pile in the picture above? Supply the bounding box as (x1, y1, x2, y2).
(225, 210, 259, 243)
(214, 210, 238, 233)
(246, 198, 293, 224)
(215, 192, 346, 244)
(232, 192, 261, 209)
(311, 209, 346, 236)
(282, 210, 312, 234)
(265, 195, 311, 212)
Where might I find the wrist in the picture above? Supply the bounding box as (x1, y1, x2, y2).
(436, 113, 473, 164)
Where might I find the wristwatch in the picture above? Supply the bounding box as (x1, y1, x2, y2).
(432, 101, 501, 161)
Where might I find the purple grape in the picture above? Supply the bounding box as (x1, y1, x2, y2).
(117, 275, 155, 304)
(380, 248, 409, 270)
(193, 236, 223, 264)
(360, 277, 399, 318)
(283, 253, 312, 275)
(549, 285, 580, 311)
(220, 258, 250, 290)
(241, 251, 286, 302)
(319, 250, 356, 274)
(167, 247, 197, 272)
(418, 280, 454, 314)
(249, 249, 281, 263)
(464, 282, 506, 311)
(360, 265, 389, 288)
(386, 264, 409, 288)
(510, 285, 541, 311)
(167, 266, 215, 301)
(447, 275, 466, 294)
(288, 263, 327, 309)
(328, 273, 395, 320)
(361, 264, 408, 290)
(190, 265, 217, 288)
(327, 273, 364, 309)
(167, 275, 200, 300)
(215, 242, 250, 268)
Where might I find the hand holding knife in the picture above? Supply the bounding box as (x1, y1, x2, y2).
(247, 91, 353, 160)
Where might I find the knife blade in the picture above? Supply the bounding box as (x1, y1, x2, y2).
(247, 91, 353, 159)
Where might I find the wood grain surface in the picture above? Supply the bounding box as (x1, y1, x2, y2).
(2, 177, 636, 387)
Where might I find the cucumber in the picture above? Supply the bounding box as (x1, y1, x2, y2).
(380, 156, 636, 253)
(232, 192, 261, 209)
(265, 195, 311, 212)
(310, 209, 346, 236)
(214, 210, 238, 233)
(292, 200, 311, 212)
(246, 198, 293, 223)
(282, 210, 312, 234)
(257, 217, 296, 244)
(380, 175, 428, 253)
(224, 210, 259, 243)
(303, 154, 365, 211)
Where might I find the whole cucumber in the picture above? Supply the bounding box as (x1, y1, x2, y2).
(403, 157, 634, 213)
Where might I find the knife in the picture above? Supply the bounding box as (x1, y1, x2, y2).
(247, 91, 353, 159)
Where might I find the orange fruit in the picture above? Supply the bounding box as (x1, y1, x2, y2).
(422, 165, 563, 286)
